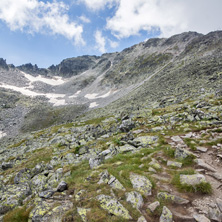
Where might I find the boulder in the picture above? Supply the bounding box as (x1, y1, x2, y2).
(175, 147, 192, 159)
(29, 200, 51, 222)
(125, 191, 144, 209)
(96, 195, 132, 219)
(130, 173, 152, 196)
(147, 201, 160, 212)
(31, 174, 48, 192)
(119, 119, 135, 132)
(133, 136, 158, 147)
(167, 160, 182, 168)
(75, 190, 86, 201)
(77, 207, 91, 222)
(118, 144, 136, 153)
(98, 170, 125, 190)
(0, 184, 31, 214)
(149, 158, 161, 169)
(56, 181, 68, 192)
(180, 174, 207, 186)
(89, 156, 104, 169)
(157, 192, 189, 204)
(39, 190, 55, 199)
(160, 206, 173, 222)
(14, 168, 31, 184)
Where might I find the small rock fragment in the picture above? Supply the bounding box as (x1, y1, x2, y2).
(196, 147, 208, 153)
(56, 181, 68, 192)
(77, 207, 90, 222)
(137, 215, 147, 222)
(147, 201, 160, 212)
(160, 206, 173, 222)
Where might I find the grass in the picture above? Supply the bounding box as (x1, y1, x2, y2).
(3, 206, 33, 222)
(163, 147, 175, 158)
(171, 169, 212, 194)
(178, 155, 195, 167)
(201, 138, 222, 147)
(183, 138, 197, 151)
(8, 139, 26, 149)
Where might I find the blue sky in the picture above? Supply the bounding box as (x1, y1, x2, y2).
(0, 0, 221, 68)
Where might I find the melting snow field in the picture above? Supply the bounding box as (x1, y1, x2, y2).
(0, 83, 66, 106)
(85, 91, 112, 100)
(89, 102, 99, 108)
(0, 131, 7, 139)
(22, 72, 65, 86)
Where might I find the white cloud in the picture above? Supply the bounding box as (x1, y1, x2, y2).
(79, 0, 118, 11)
(94, 30, 106, 53)
(79, 15, 91, 23)
(109, 39, 119, 48)
(106, 0, 222, 38)
(0, 0, 85, 45)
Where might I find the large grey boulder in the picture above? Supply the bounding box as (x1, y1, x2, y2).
(125, 191, 144, 210)
(157, 192, 189, 204)
(77, 207, 91, 222)
(0, 184, 31, 214)
(117, 144, 136, 153)
(180, 174, 207, 186)
(130, 173, 152, 196)
(175, 147, 192, 159)
(119, 119, 135, 132)
(133, 136, 158, 147)
(89, 156, 104, 169)
(14, 168, 31, 184)
(98, 170, 125, 190)
(96, 194, 132, 219)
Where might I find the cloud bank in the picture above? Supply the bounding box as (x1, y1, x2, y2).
(81, 0, 222, 38)
(0, 0, 84, 45)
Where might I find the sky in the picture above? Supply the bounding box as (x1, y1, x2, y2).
(0, 0, 221, 68)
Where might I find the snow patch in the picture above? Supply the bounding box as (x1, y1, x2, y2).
(0, 131, 7, 139)
(85, 93, 98, 100)
(22, 72, 65, 86)
(0, 83, 66, 106)
(85, 91, 112, 100)
(89, 102, 99, 108)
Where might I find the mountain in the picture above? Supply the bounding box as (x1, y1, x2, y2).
(0, 31, 222, 222)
